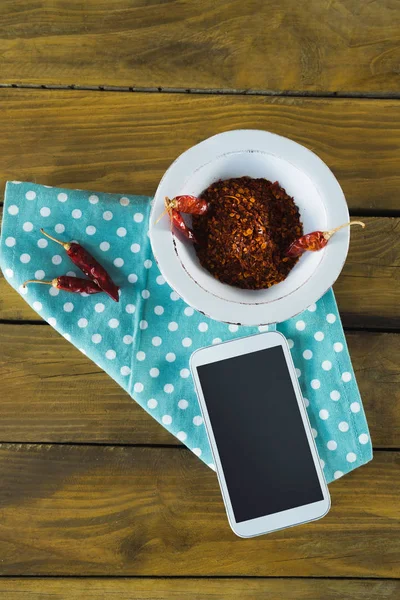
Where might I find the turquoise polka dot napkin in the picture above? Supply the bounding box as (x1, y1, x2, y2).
(0, 181, 372, 483)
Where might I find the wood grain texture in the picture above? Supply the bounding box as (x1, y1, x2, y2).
(1, 0, 399, 93)
(0, 445, 398, 576)
(1, 578, 399, 600)
(0, 325, 397, 447)
(1, 214, 399, 328)
(334, 217, 400, 329)
(0, 90, 399, 211)
(0, 323, 174, 446)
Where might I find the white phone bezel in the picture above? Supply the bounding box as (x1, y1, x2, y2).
(190, 331, 330, 538)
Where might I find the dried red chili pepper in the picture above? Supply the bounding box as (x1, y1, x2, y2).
(40, 229, 120, 302)
(171, 208, 197, 242)
(286, 221, 365, 257)
(156, 196, 201, 242)
(23, 276, 103, 294)
(167, 195, 208, 215)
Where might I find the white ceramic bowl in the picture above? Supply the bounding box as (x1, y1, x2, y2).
(149, 130, 349, 325)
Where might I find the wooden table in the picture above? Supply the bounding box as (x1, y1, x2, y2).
(0, 1, 399, 598)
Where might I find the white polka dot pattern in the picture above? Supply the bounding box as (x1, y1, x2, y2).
(8, 205, 19, 215)
(1, 183, 371, 483)
(40, 207, 51, 217)
(23, 221, 33, 232)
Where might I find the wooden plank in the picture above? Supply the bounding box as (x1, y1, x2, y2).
(1, 578, 399, 600)
(0, 325, 398, 447)
(0, 445, 398, 576)
(334, 217, 400, 330)
(0, 323, 175, 445)
(1, 214, 399, 328)
(0, 1, 399, 94)
(0, 90, 399, 212)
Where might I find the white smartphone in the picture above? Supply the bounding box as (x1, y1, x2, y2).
(190, 331, 330, 538)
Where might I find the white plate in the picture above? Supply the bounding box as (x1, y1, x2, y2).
(149, 130, 349, 325)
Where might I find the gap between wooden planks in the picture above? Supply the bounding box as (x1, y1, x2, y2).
(0, 0, 398, 94)
(0, 325, 397, 448)
(0, 444, 397, 577)
(1, 213, 399, 329)
(0, 577, 399, 600)
(0, 90, 399, 213)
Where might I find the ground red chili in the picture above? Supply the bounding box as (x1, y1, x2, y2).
(192, 176, 303, 290)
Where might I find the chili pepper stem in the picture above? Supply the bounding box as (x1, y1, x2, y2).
(40, 228, 70, 250)
(22, 279, 56, 288)
(154, 207, 169, 225)
(324, 220, 365, 240)
(155, 197, 175, 225)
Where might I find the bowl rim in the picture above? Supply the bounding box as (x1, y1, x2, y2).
(149, 129, 349, 325)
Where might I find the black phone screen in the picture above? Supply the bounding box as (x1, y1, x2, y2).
(197, 345, 324, 523)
